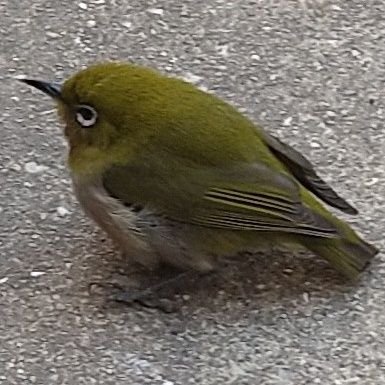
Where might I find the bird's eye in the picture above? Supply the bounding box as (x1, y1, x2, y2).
(75, 105, 98, 128)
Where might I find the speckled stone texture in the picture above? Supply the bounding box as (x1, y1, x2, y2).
(1, 1, 384, 384)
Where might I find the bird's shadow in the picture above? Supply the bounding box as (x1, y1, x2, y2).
(66, 233, 358, 319)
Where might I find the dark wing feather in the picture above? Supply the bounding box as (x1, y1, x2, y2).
(102, 159, 339, 238)
(192, 186, 338, 237)
(262, 133, 358, 215)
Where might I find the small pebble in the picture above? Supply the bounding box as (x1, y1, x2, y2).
(147, 8, 164, 15)
(182, 72, 202, 84)
(56, 206, 70, 217)
(24, 162, 49, 174)
(30, 271, 46, 277)
(283, 117, 293, 126)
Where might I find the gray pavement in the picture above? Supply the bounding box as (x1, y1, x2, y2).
(1, 1, 384, 384)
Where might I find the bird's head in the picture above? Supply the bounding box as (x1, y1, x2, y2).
(18, 62, 166, 176)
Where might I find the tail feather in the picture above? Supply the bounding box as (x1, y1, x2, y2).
(303, 236, 379, 279)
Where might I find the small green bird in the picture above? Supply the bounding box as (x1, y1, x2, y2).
(20, 62, 378, 280)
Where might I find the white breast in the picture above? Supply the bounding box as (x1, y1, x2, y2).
(71, 174, 160, 268)
(70, 174, 215, 272)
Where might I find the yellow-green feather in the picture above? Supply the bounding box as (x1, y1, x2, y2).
(56, 62, 378, 278)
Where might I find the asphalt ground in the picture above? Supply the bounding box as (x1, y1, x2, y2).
(1, 1, 384, 384)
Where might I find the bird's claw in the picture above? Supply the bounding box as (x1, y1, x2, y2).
(88, 280, 179, 313)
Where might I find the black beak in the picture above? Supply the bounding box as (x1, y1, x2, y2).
(17, 78, 62, 99)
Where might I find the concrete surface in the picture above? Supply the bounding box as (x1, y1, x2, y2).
(1, 0, 384, 384)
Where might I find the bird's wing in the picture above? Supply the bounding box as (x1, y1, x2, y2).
(103, 160, 338, 238)
(190, 171, 338, 237)
(261, 132, 358, 215)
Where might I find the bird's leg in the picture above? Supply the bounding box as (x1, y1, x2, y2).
(113, 269, 194, 310)
(89, 266, 211, 312)
(126, 269, 216, 312)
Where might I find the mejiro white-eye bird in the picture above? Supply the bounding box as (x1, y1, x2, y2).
(19, 62, 378, 284)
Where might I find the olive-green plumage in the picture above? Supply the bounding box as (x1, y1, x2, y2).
(21, 62, 378, 278)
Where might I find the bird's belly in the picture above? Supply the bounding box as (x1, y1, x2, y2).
(71, 176, 161, 268)
(70, 175, 216, 271)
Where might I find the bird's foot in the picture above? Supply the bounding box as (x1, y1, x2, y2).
(113, 270, 193, 312)
(89, 269, 201, 313)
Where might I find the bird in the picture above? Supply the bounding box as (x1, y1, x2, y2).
(18, 62, 378, 290)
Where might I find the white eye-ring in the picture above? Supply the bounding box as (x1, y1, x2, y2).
(75, 104, 98, 128)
